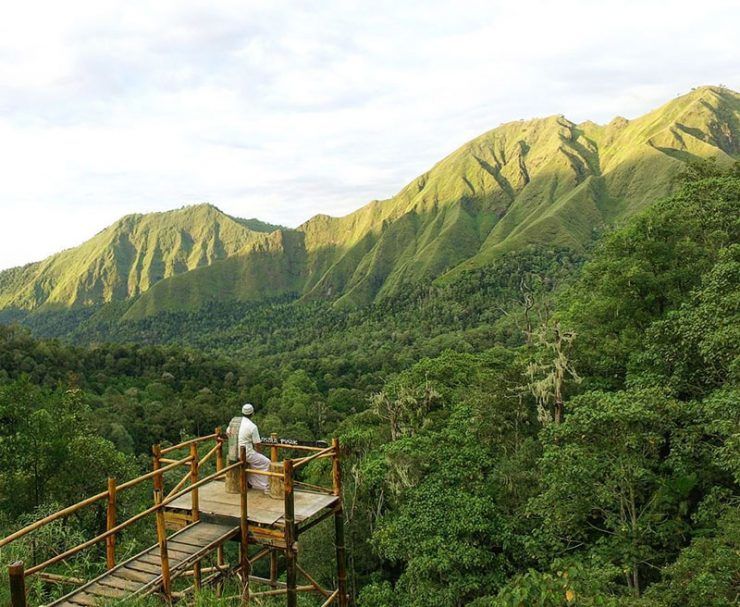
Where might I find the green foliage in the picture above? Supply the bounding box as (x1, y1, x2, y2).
(562, 173, 739, 390)
(0, 150, 738, 606)
(642, 505, 740, 607)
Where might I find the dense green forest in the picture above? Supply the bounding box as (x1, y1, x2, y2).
(1, 165, 738, 605)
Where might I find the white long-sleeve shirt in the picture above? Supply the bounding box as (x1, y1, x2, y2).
(238, 416, 261, 457)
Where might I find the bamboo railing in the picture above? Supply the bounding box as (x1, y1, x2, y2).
(1, 429, 346, 607)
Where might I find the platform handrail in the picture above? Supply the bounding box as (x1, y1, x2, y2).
(23, 460, 243, 577)
(0, 454, 192, 550)
(2, 432, 347, 607)
(292, 445, 336, 470)
(160, 432, 220, 455)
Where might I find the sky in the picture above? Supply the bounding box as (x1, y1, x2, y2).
(0, 0, 738, 270)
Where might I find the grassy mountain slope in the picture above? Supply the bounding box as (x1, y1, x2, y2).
(1, 86, 738, 321)
(0, 204, 275, 312)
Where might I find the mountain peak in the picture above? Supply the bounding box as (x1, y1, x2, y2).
(1, 86, 738, 319)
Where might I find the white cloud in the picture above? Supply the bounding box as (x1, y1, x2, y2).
(0, 0, 738, 269)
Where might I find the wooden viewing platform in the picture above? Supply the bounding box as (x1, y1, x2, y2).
(1, 430, 348, 607)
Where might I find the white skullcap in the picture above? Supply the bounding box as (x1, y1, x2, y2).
(242, 403, 254, 416)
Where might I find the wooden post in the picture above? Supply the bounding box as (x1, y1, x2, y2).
(331, 438, 348, 606)
(215, 427, 226, 596)
(269, 547, 278, 590)
(216, 426, 224, 472)
(239, 446, 250, 605)
(9, 561, 27, 607)
(190, 442, 200, 520)
(106, 477, 117, 569)
(190, 443, 202, 590)
(270, 432, 279, 463)
(284, 458, 297, 607)
(335, 507, 348, 607)
(269, 431, 280, 590)
(152, 444, 162, 493)
(154, 489, 172, 600)
(331, 438, 341, 496)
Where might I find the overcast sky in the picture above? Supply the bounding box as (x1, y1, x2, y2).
(0, 0, 738, 270)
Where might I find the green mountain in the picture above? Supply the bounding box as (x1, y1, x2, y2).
(0, 204, 280, 311)
(1, 86, 738, 321)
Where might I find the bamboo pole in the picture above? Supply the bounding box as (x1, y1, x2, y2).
(24, 463, 241, 577)
(332, 439, 348, 607)
(269, 433, 279, 590)
(152, 444, 163, 493)
(196, 441, 220, 468)
(9, 561, 27, 607)
(190, 443, 201, 590)
(335, 507, 348, 607)
(215, 427, 225, 597)
(248, 585, 315, 598)
(331, 438, 341, 496)
(106, 477, 117, 569)
(293, 445, 336, 469)
(263, 442, 327, 452)
(116, 456, 191, 492)
(36, 572, 85, 586)
(284, 458, 297, 607)
(165, 467, 195, 500)
(239, 446, 250, 605)
(297, 562, 332, 598)
(320, 589, 340, 607)
(154, 489, 172, 600)
(0, 491, 108, 548)
(190, 443, 200, 520)
(160, 432, 219, 455)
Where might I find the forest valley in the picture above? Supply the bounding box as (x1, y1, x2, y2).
(0, 162, 738, 606)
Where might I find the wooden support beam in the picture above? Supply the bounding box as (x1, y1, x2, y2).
(297, 562, 332, 598)
(284, 458, 297, 607)
(153, 489, 172, 600)
(335, 507, 348, 607)
(37, 572, 85, 586)
(106, 477, 117, 570)
(320, 589, 340, 607)
(152, 444, 163, 493)
(269, 546, 279, 590)
(215, 426, 225, 598)
(9, 561, 27, 607)
(0, 491, 108, 549)
(160, 432, 219, 455)
(190, 443, 201, 591)
(331, 438, 341, 496)
(239, 446, 250, 605)
(248, 585, 314, 598)
(269, 432, 279, 590)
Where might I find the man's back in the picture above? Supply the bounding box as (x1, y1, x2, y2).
(238, 416, 261, 457)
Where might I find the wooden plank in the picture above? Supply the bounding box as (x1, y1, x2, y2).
(125, 559, 163, 575)
(63, 594, 101, 606)
(171, 527, 234, 545)
(150, 546, 194, 560)
(138, 553, 183, 567)
(168, 537, 207, 550)
(97, 575, 142, 591)
(115, 567, 156, 583)
(85, 582, 126, 598)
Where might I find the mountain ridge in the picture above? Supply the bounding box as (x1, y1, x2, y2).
(1, 85, 738, 321)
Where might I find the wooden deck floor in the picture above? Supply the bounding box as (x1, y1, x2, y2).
(47, 522, 237, 607)
(166, 479, 339, 526)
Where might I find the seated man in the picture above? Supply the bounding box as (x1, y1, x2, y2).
(238, 403, 271, 494)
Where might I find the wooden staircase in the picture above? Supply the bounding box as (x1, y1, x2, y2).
(48, 522, 238, 606)
(2, 431, 348, 607)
